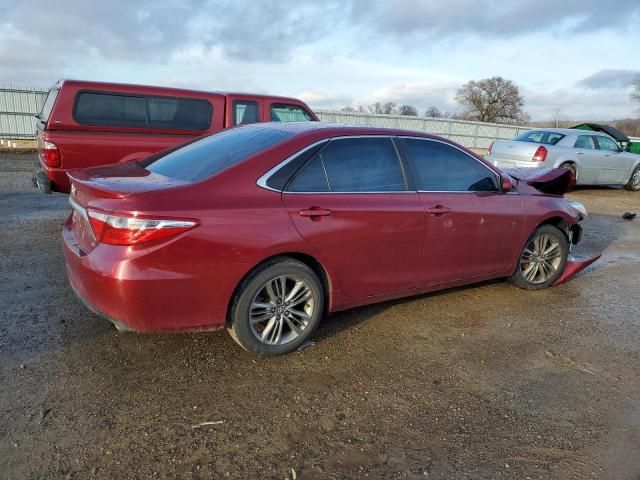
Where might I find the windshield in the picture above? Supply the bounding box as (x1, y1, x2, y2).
(38, 89, 59, 123)
(146, 126, 294, 182)
(513, 130, 565, 145)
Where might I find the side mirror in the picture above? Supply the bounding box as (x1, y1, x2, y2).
(501, 175, 513, 192)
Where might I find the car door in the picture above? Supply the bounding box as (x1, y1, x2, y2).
(398, 137, 525, 286)
(281, 136, 425, 298)
(572, 135, 601, 183)
(595, 135, 632, 184)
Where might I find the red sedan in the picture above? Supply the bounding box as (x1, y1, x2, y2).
(63, 123, 591, 355)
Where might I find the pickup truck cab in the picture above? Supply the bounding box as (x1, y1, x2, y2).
(34, 79, 318, 193)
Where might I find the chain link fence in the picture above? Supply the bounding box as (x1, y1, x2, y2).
(0, 85, 48, 140)
(1, 85, 638, 147)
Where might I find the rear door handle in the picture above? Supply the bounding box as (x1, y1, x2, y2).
(576, 152, 584, 155)
(299, 207, 332, 218)
(426, 205, 451, 216)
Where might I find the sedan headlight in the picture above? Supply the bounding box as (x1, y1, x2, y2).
(568, 200, 588, 218)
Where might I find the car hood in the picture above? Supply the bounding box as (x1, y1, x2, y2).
(502, 167, 575, 196)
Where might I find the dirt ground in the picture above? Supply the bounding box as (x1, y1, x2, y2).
(1, 154, 639, 480)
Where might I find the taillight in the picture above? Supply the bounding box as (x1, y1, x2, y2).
(40, 140, 61, 167)
(87, 209, 198, 246)
(487, 141, 495, 156)
(532, 145, 548, 162)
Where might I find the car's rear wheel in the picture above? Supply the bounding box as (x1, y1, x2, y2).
(228, 258, 324, 355)
(560, 162, 577, 181)
(624, 165, 640, 191)
(509, 225, 568, 290)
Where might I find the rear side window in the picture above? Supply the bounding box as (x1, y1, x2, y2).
(147, 97, 212, 130)
(146, 126, 293, 182)
(401, 138, 498, 192)
(234, 101, 259, 125)
(74, 92, 212, 130)
(39, 89, 59, 123)
(513, 130, 565, 145)
(288, 137, 408, 192)
(75, 93, 147, 127)
(270, 104, 314, 122)
(574, 135, 597, 150)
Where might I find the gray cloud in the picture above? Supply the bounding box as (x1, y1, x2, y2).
(578, 69, 640, 90)
(349, 0, 640, 38)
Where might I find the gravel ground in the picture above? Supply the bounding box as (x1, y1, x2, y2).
(1, 154, 639, 479)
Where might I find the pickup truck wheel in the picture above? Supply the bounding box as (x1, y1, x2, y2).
(228, 258, 324, 356)
(509, 225, 568, 290)
(560, 162, 577, 181)
(624, 165, 640, 191)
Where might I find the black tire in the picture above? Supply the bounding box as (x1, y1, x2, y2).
(624, 164, 640, 191)
(509, 225, 569, 290)
(560, 162, 577, 181)
(228, 258, 324, 356)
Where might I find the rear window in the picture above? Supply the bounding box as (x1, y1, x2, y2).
(74, 92, 212, 130)
(39, 89, 59, 123)
(513, 130, 565, 145)
(146, 126, 294, 182)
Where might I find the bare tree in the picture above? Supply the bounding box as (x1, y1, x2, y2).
(341, 106, 356, 113)
(425, 106, 443, 118)
(398, 105, 418, 116)
(455, 76, 529, 124)
(632, 74, 640, 104)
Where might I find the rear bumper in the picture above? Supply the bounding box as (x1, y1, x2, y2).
(36, 160, 71, 193)
(62, 216, 244, 332)
(487, 157, 540, 170)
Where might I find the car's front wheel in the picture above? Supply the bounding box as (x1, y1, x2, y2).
(509, 225, 569, 290)
(624, 165, 640, 191)
(228, 258, 324, 355)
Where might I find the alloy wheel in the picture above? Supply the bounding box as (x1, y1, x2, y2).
(520, 235, 563, 285)
(249, 275, 315, 345)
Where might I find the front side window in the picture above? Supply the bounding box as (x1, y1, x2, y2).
(401, 138, 498, 192)
(270, 104, 313, 122)
(146, 126, 294, 182)
(596, 136, 620, 152)
(574, 135, 597, 150)
(287, 137, 408, 193)
(234, 101, 259, 125)
(513, 130, 565, 145)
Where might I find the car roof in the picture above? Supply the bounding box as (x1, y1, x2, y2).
(236, 121, 439, 138)
(525, 127, 612, 136)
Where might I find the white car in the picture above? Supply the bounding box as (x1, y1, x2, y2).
(485, 128, 640, 191)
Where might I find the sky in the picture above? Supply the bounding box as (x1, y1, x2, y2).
(1, 0, 639, 121)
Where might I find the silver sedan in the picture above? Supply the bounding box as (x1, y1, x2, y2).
(485, 128, 640, 191)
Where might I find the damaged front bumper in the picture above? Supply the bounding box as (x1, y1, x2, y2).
(553, 254, 601, 285)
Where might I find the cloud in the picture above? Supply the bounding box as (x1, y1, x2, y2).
(578, 69, 640, 90)
(349, 0, 640, 39)
(296, 90, 355, 109)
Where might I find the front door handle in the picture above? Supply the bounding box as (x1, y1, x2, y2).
(299, 207, 332, 218)
(426, 205, 451, 216)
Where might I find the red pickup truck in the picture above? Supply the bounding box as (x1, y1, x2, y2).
(34, 79, 318, 193)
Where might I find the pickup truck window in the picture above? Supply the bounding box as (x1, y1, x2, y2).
(270, 104, 313, 122)
(74, 92, 212, 130)
(234, 101, 259, 125)
(39, 89, 59, 123)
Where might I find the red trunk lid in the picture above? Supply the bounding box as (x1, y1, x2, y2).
(67, 162, 188, 253)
